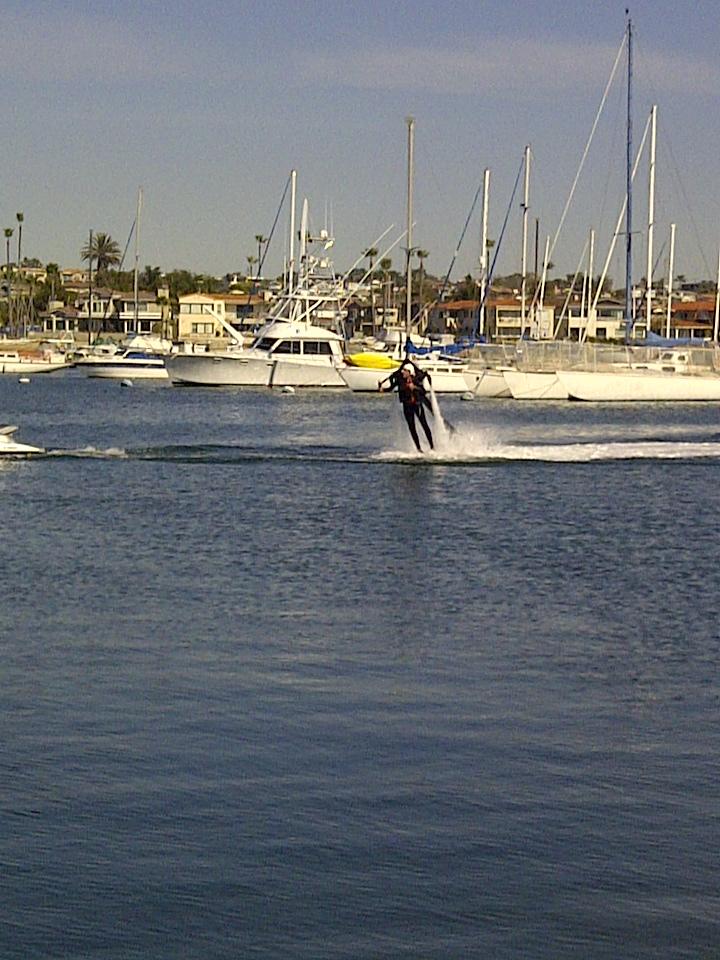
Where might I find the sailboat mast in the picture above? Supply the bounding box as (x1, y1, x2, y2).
(625, 13, 633, 338)
(133, 187, 142, 331)
(88, 228, 94, 345)
(588, 227, 595, 326)
(405, 116, 415, 341)
(645, 105, 656, 336)
(520, 144, 531, 337)
(479, 167, 490, 338)
(714, 247, 720, 342)
(665, 222, 676, 338)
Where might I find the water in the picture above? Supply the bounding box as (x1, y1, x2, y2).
(2, 372, 720, 959)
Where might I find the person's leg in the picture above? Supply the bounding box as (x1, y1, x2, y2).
(417, 405, 434, 449)
(403, 405, 422, 451)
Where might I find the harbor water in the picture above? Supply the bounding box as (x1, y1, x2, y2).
(2, 372, 720, 959)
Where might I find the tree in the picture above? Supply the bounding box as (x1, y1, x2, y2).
(364, 247, 379, 332)
(16, 212, 23, 270)
(246, 254, 258, 279)
(454, 273, 479, 301)
(363, 246, 378, 271)
(140, 265, 163, 291)
(254, 234, 267, 273)
(4, 228, 13, 333)
(81, 232, 121, 272)
(380, 257, 393, 321)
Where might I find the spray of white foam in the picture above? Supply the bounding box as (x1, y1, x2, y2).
(47, 446, 128, 458)
(377, 393, 720, 463)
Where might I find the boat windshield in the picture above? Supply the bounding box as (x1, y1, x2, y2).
(253, 337, 278, 352)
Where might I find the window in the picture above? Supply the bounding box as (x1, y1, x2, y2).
(255, 337, 278, 351)
(191, 322, 214, 335)
(273, 340, 301, 354)
(303, 341, 333, 355)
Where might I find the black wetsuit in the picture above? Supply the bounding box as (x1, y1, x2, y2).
(386, 363, 434, 451)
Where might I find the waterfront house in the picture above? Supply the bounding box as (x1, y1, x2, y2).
(115, 291, 165, 336)
(565, 297, 652, 341)
(41, 302, 81, 335)
(668, 299, 715, 340)
(60, 268, 90, 290)
(177, 292, 268, 344)
(74, 288, 119, 335)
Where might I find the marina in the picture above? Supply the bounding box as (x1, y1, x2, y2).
(5, 4, 720, 958)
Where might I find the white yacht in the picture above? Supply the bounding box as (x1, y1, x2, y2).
(167, 318, 346, 387)
(168, 196, 349, 388)
(0, 424, 44, 455)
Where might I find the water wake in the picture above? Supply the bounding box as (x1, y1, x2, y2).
(377, 425, 720, 463)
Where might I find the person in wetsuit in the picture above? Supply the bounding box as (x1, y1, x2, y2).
(379, 360, 434, 451)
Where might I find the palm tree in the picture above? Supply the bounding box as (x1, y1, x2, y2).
(81, 232, 121, 273)
(4, 228, 13, 333)
(140, 265, 163, 291)
(380, 257, 392, 325)
(45, 262, 61, 302)
(254, 234, 267, 274)
(246, 254, 258, 279)
(363, 246, 378, 333)
(16, 213, 23, 272)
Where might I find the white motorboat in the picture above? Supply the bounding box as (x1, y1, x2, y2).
(0, 424, 44, 455)
(167, 318, 346, 387)
(0, 349, 70, 375)
(168, 192, 350, 388)
(82, 349, 169, 380)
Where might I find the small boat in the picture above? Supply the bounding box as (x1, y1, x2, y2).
(82, 349, 169, 380)
(0, 424, 44, 455)
(0, 349, 70, 375)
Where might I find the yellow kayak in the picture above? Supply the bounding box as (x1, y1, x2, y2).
(344, 353, 400, 370)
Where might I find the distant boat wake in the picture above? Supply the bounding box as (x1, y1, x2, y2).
(33, 434, 720, 464)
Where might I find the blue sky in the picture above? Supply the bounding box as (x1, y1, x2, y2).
(2, 0, 719, 285)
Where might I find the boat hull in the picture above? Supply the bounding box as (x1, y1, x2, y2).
(464, 368, 512, 398)
(86, 363, 168, 380)
(557, 369, 720, 401)
(0, 425, 44, 455)
(341, 360, 474, 393)
(503, 370, 569, 400)
(167, 353, 346, 387)
(0, 360, 69, 374)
